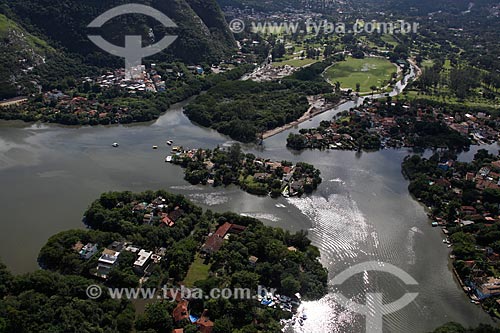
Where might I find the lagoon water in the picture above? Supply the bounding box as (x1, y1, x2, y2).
(0, 95, 496, 332)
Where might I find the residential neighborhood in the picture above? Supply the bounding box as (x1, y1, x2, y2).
(287, 99, 499, 151)
(403, 150, 500, 316)
(169, 145, 322, 197)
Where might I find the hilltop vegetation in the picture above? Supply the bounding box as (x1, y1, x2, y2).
(0, 0, 236, 99)
(0, 13, 54, 98)
(0, 0, 235, 65)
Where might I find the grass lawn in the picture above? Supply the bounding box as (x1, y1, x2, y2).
(0, 14, 12, 36)
(272, 58, 318, 68)
(183, 255, 210, 287)
(324, 57, 397, 92)
(381, 34, 399, 47)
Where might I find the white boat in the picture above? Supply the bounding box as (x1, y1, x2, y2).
(166, 140, 173, 145)
(165, 156, 172, 163)
(152, 146, 158, 149)
(112, 143, 119, 147)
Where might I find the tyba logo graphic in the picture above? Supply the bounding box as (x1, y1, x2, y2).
(88, 4, 178, 79)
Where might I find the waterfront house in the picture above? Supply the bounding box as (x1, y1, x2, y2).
(73, 241, 84, 252)
(472, 277, 500, 300)
(132, 202, 147, 212)
(79, 243, 98, 260)
(201, 224, 231, 256)
(290, 180, 304, 194)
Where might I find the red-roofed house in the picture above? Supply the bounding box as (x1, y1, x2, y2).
(201, 223, 232, 255)
(173, 300, 189, 322)
(461, 206, 477, 215)
(196, 310, 214, 333)
(491, 161, 500, 170)
(200, 223, 246, 256)
(161, 213, 175, 227)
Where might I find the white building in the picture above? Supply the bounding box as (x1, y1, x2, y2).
(96, 249, 120, 279)
(134, 249, 153, 271)
(79, 243, 98, 260)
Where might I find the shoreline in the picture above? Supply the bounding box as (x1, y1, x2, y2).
(0, 96, 27, 107)
(261, 98, 348, 140)
(263, 57, 419, 141)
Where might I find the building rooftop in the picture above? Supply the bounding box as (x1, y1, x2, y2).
(173, 300, 189, 322)
(99, 250, 120, 265)
(134, 249, 153, 267)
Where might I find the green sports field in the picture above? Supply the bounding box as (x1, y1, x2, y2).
(324, 57, 397, 92)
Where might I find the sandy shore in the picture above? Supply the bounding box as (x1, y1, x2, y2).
(0, 97, 27, 107)
(262, 97, 347, 139)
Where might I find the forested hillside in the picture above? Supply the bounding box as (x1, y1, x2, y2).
(0, 0, 236, 98)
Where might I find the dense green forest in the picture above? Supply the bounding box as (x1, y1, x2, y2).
(184, 62, 334, 142)
(0, 0, 235, 65)
(0, 262, 135, 332)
